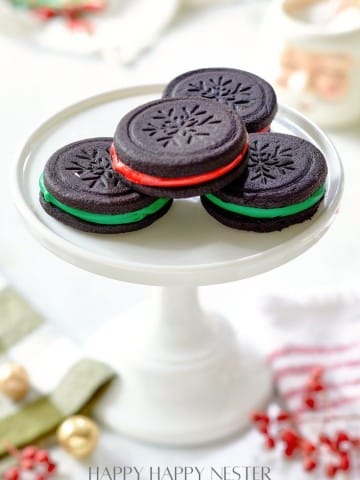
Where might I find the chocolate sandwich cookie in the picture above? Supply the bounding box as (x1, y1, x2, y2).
(201, 133, 327, 232)
(111, 97, 249, 198)
(163, 68, 277, 133)
(39, 138, 172, 233)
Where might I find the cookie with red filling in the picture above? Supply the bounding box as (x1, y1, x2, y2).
(163, 68, 277, 133)
(111, 97, 249, 198)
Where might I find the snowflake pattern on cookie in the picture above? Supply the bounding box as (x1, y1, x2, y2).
(65, 148, 122, 190)
(142, 104, 222, 148)
(249, 140, 295, 185)
(186, 76, 255, 110)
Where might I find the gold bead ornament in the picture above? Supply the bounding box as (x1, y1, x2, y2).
(0, 363, 30, 401)
(57, 415, 99, 459)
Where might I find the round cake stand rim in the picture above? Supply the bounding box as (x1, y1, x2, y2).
(12, 85, 344, 286)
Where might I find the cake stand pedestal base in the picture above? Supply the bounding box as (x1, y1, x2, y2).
(86, 286, 272, 446)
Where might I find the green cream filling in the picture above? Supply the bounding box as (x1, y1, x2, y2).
(39, 174, 170, 225)
(205, 185, 325, 219)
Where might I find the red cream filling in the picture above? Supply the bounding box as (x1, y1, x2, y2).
(257, 125, 271, 133)
(110, 140, 249, 188)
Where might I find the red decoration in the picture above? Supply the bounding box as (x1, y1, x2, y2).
(325, 465, 338, 478)
(2, 444, 57, 480)
(265, 436, 276, 450)
(251, 367, 359, 478)
(304, 396, 316, 409)
(276, 411, 290, 422)
(32, 0, 104, 33)
(302, 365, 326, 410)
(303, 457, 317, 472)
(251, 409, 359, 477)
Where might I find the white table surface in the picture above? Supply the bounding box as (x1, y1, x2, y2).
(0, 1, 359, 478)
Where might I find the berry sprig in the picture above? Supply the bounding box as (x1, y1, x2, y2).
(303, 366, 325, 411)
(251, 409, 359, 477)
(2, 444, 57, 480)
(251, 367, 360, 477)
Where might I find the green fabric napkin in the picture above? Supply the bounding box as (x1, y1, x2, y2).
(0, 287, 114, 458)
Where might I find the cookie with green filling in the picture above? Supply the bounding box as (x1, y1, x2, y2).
(39, 138, 172, 234)
(201, 133, 328, 232)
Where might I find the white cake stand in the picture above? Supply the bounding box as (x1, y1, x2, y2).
(12, 85, 343, 446)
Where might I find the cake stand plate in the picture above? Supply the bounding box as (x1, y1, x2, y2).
(12, 85, 343, 446)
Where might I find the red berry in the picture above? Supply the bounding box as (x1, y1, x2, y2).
(277, 411, 290, 422)
(336, 431, 350, 445)
(251, 411, 270, 423)
(35, 449, 50, 463)
(301, 440, 316, 454)
(22, 458, 35, 470)
(47, 461, 57, 473)
(304, 396, 316, 409)
(307, 380, 325, 392)
(314, 382, 325, 392)
(303, 457, 317, 472)
(338, 452, 350, 471)
(4, 468, 20, 480)
(329, 441, 340, 453)
(265, 436, 276, 449)
(35, 475, 46, 480)
(325, 464, 338, 478)
(258, 422, 269, 435)
(284, 445, 296, 457)
(281, 428, 299, 446)
(22, 446, 38, 459)
(320, 434, 332, 445)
